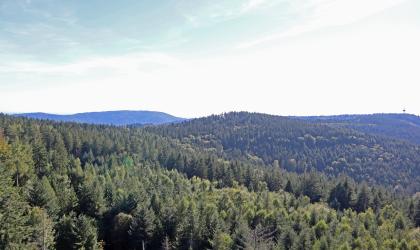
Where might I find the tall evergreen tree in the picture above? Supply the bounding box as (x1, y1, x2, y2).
(328, 180, 352, 210)
(29, 176, 59, 216)
(0, 167, 32, 249)
(301, 172, 323, 202)
(354, 184, 371, 213)
(128, 207, 156, 250)
(28, 207, 55, 250)
(414, 200, 420, 227)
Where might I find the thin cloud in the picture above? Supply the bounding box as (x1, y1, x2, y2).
(236, 0, 407, 49)
(181, 0, 281, 27)
(0, 53, 184, 74)
(241, 0, 267, 12)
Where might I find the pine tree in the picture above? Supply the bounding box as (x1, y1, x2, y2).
(292, 227, 312, 250)
(74, 214, 98, 250)
(354, 184, 371, 213)
(314, 220, 328, 239)
(328, 180, 352, 210)
(0, 133, 10, 163)
(301, 173, 323, 202)
(32, 139, 50, 177)
(128, 207, 156, 250)
(161, 235, 173, 250)
(414, 199, 420, 227)
(313, 237, 329, 250)
(51, 174, 78, 216)
(231, 220, 250, 250)
(77, 179, 105, 217)
(112, 212, 133, 250)
(55, 214, 77, 250)
(7, 142, 34, 186)
(243, 224, 275, 250)
(55, 213, 98, 250)
(284, 180, 294, 194)
(28, 207, 55, 250)
(280, 228, 297, 250)
(211, 231, 233, 250)
(175, 202, 197, 250)
(0, 168, 32, 249)
(29, 176, 59, 216)
(394, 214, 405, 230)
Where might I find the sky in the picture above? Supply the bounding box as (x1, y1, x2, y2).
(1, 0, 419, 118)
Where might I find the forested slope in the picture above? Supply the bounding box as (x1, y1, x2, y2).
(299, 113, 420, 145)
(0, 114, 419, 249)
(147, 112, 420, 192)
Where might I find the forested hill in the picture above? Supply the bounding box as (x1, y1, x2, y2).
(1, 114, 420, 249)
(14, 110, 185, 125)
(298, 113, 420, 145)
(147, 112, 420, 192)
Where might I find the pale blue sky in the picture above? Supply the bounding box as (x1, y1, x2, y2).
(0, 0, 295, 61)
(1, 0, 419, 117)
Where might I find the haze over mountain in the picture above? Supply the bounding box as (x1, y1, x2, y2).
(1, 0, 420, 248)
(1, 0, 419, 116)
(15, 111, 420, 144)
(14, 110, 185, 126)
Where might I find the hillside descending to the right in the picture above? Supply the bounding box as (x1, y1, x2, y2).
(148, 112, 420, 192)
(299, 113, 420, 145)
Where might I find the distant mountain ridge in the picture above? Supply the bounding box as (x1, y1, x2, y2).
(147, 112, 420, 192)
(13, 111, 420, 144)
(14, 110, 185, 126)
(297, 113, 420, 145)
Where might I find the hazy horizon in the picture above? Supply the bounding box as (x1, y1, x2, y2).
(4, 109, 418, 120)
(1, 0, 419, 118)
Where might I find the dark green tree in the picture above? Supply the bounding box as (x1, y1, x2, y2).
(328, 180, 352, 210)
(55, 213, 98, 250)
(354, 184, 371, 213)
(112, 212, 133, 250)
(29, 176, 59, 216)
(301, 173, 323, 202)
(28, 207, 55, 250)
(0, 168, 32, 249)
(128, 207, 156, 250)
(414, 199, 420, 227)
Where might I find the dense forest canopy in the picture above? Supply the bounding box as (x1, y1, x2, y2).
(0, 113, 419, 249)
(299, 113, 420, 145)
(147, 112, 420, 193)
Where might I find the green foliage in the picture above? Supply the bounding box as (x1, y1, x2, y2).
(0, 168, 32, 249)
(314, 220, 328, 239)
(301, 172, 323, 202)
(112, 212, 133, 250)
(0, 114, 419, 249)
(328, 179, 352, 210)
(7, 142, 34, 186)
(355, 184, 371, 213)
(29, 176, 59, 216)
(211, 231, 233, 250)
(128, 207, 156, 249)
(27, 207, 55, 250)
(55, 213, 98, 250)
(148, 112, 420, 192)
(415, 200, 420, 227)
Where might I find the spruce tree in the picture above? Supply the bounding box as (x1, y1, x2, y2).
(354, 184, 371, 213)
(128, 207, 156, 250)
(0, 168, 32, 249)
